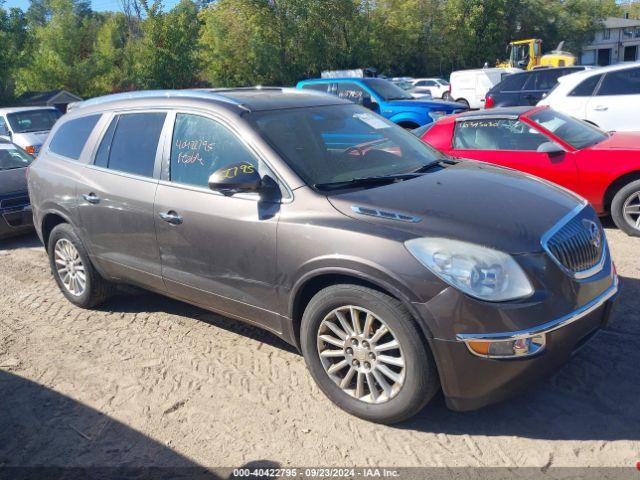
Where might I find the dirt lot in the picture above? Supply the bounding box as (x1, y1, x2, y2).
(0, 224, 638, 471)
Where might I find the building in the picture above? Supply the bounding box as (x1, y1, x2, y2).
(17, 89, 82, 113)
(581, 16, 640, 66)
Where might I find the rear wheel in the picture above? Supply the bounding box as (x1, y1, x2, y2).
(455, 98, 469, 109)
(300, 284, 439, 424)
(48, 223, 115, 307)
(611, 180, 640, 236)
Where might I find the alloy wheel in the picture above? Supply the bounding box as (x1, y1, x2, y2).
(623, 191, 640, 231)
(316, 305, 405, 404)
(54, 238, 86, 296)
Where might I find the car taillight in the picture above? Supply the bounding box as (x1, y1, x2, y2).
(484, 94, 494, 108)
(24, 145, 36, 155)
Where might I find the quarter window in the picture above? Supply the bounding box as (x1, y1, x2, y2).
(169, 114, 259, 188)
(48, 114, 101, 160)
(569, 75, 602, 97)
(96, 112, 166, 177)
(453, 118, 547, 151)
(597, 68, 640, 96)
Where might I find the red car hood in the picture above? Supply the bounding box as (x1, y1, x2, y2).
(590, 132, 640, 150)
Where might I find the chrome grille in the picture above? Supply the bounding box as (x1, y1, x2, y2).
(543, 206, 605, 278)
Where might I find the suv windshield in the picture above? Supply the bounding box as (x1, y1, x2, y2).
(247, 104, 443, 188)
(7, 109, 62, 134)
(528, 109, 608, 149)
(0, 144, 33, 170)
(365, 79, 414, 101)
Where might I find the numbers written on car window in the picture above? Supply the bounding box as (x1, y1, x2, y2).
(169, 114, 259, 188)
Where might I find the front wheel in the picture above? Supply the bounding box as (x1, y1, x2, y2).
(300, 284, 439, 424)
(611, 179, 640, 236)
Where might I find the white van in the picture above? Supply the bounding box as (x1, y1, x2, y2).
(450, 67, 522, 109)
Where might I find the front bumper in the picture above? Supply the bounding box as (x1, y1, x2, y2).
(0, 204, 34, 239)
(422, 276, 618, 411)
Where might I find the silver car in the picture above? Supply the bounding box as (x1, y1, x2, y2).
(0, 107, 63, 156)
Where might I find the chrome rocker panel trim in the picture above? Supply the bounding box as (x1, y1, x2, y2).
(456, 275, 619, 342)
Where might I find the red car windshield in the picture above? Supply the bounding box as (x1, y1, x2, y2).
(527, 109, 608, 150)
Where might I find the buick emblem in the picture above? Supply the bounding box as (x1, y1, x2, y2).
(583, 220, 601, 248)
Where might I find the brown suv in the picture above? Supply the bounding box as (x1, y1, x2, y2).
(28, 88, 618, 423)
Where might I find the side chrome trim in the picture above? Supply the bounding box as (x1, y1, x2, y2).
(540, 204, 607, 280)
(456, 275, 618, 342)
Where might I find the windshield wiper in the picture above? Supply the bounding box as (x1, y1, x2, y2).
(314, 172, 422, 191)
(410, 158, 458, 173)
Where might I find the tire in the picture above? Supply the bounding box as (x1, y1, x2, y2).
(48, 223, 114, 308)
(611, 179, 640, 237)
(300, 284, 439, 424)
(398, 122, 419, 130)
(442, 92, 452, 101)
(455, 98, 469, 109)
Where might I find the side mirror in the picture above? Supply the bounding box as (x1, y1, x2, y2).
(361, 95, 373, 109)
(208, 162, 282, 202)
(209, 162, 261, 196)
(537, 141, 565, 156)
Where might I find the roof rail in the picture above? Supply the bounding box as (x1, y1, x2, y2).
(72, 89, 245, 111)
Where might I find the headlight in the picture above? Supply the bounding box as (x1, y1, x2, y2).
(405, 237, 534, 301)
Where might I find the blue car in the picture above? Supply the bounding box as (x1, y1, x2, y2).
(296, 77, 467, 129)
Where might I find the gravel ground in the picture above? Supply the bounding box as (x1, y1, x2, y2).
(0, 224, 638, 470)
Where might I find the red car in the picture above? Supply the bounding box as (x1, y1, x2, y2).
(418, 106, 640, 236)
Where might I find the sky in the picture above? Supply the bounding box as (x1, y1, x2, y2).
(3, 0, 183, 12)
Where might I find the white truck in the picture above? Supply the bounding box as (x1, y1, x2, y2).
(449, 67, 522, 109)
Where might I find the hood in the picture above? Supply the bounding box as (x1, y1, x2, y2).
(327, 161, 583, 254)
(0, 166, 28, 198)
(384, 99, 466, 111)
(12, 131, 49, 148)
(590, 132, 640, 150)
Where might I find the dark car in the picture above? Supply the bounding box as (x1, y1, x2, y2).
(485, 67, 589, 108)
(0, 140, 34, 239)
(28, 88, 617, 424)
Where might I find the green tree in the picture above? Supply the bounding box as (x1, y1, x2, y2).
(135, 0, 202, 88)
(17, 0, 101, 97)
(0, 2, 29, 102)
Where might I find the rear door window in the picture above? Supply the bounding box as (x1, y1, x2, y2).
(169, 113, 260, 189)
(498, 74, 528, 92)
(532, 69, 562, 91)
(569, 74, 602, 96)
(597, 67, 640, 96)
(336, 82, 368, 102)
(48, 114, 101, 160)
(300, 83, 330, 93)
(94, 112, 166, 177)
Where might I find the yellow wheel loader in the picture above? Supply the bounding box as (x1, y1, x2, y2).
(498, 39, 576, 70)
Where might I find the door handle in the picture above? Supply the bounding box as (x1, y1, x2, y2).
(593, 105, 608, 111)
(82, 193, 100, 204)
(159, 211, 183, 225)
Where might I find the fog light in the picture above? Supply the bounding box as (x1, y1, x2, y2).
(466, 334, 546, 358)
